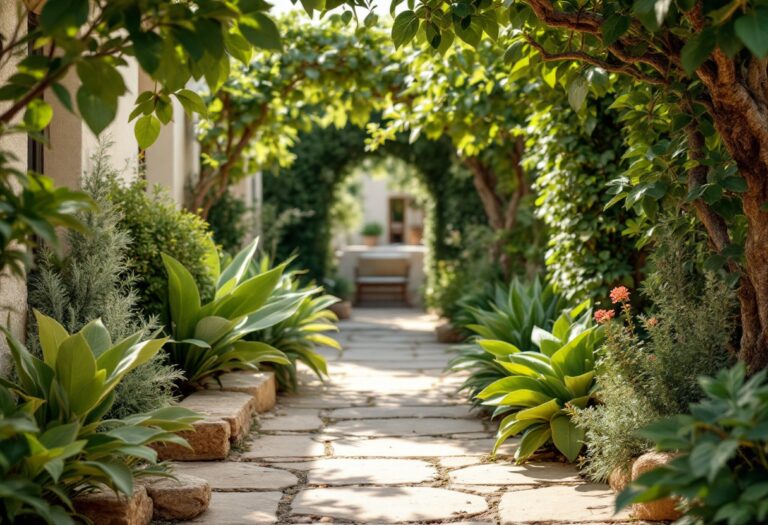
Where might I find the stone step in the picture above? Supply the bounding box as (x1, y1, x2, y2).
(199, 371, 277, 413)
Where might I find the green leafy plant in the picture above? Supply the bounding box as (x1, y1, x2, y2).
(447, 277, 568, 402)
(476, 306, 600, 462)
(618, 363, 768, 525)
(109, 178, 217, 323)
(0, 0, 280, 275)
(324, 275, 354, 302)
(574, 236, 736, 482)
(0, 386, 76, 525)
(207, 190, 252, 254)
(162, 239, 303, 385)
(0, 312, 199, 508)
(28, 145, 181, 419)
(361, 221, 383, 237)
(252, 262, 341, 391)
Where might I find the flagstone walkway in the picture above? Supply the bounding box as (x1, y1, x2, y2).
(177, 308, 632, 524)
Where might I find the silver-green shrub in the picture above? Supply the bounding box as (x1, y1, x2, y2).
(574, 234, 736, 482)
(27, 145, 181, 418)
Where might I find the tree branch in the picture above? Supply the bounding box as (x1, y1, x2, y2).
(524, 36, 668, 86)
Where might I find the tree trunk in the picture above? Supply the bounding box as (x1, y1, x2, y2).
(702, 70, 768, 372)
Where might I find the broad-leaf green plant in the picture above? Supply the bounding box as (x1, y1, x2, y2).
(618, 363, 768, 525)
(162, 239, 303, 385)
(0, 312, 199, 504)
(0, 385, 76, 525)
(252, 261, 341, 391)
(476, 306, 600, 462)
(447, 278, 568, 402)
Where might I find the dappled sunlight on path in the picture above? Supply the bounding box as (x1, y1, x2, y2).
(179, 308, 631, 524)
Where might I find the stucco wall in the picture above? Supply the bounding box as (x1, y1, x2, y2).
(46, 58, 140, 188)
(0, 3, 29, 371)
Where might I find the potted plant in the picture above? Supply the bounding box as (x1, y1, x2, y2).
(361, 221, 383, 246)
(326, 276, 354, 319)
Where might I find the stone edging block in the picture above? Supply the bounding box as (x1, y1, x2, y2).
(200, 371, 277, 413)
(73, 485, 153, 525)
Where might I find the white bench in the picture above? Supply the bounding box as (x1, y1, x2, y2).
(355, 255, 410, 305)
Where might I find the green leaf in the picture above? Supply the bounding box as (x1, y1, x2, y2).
(239, 13, 282, 51)
(681, 28, 716, 74)
(40, 0, 89, 33)
(134, 115, 161, 149)
(76, 86, 117, 135)
(23, 99, 53, 131)
(550, 415, 584, 462)
(34, 310, 69, 366)
(81, 461, 133, 496)
(601, 15, 631, 46)
(515, 425, 551, 462)
(162, 253, 202, 338)
(735, 9, 768, 57)
(392, 11, 419, 49)
(175, 89, 207, 117)
(568, 76, 589, 112)
(51, 83, 73, 112)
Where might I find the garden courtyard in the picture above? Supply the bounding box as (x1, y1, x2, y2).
(3, 1, 768, 525)
(178, 309, 625, 524)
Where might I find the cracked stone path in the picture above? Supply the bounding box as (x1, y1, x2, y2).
(177, 308, 632, 525)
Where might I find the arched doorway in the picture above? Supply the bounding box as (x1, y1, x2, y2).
(261, 123, 487, 307)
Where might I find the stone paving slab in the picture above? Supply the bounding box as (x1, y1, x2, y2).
(243, 435, 327, 459)
(304, 458, 438, 485)
(331, 436, 514, 457)
(324, 417, 485, 437)
(498, 484, 630, 523)
(188, 492, 282, 524)
(260, 408, 323, 431)
(450, 463, 584, 485)
(328, 405, 476, 419)
(173, 462, 298, 490)
(292, 486, 488, 522)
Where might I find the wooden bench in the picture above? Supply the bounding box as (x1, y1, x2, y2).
(354, 255, 410, 305)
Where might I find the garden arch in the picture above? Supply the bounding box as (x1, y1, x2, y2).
(262, 123, 487, 291)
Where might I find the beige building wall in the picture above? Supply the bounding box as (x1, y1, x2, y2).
(141, 73, 200, 206)
(0, 4, 29, 369)
(46, 59, 140, 188)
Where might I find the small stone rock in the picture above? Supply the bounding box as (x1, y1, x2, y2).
(435, 321, 463, 343)
(154, 419, 231, 461)
(609, 464, 632, 493)
(329, 301, 352, 320)
(631, 452, 682, 521)
(73, 485, 153, 525)
(140, 473, 210, 520)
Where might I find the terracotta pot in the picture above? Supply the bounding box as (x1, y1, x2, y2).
(435, 321, 463, 343)
(330, 300, 352, 320)
(363, 235, 379, 247)
(631, 451, 683, 521)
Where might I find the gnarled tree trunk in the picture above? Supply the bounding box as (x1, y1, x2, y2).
(697, 55, 768, 372)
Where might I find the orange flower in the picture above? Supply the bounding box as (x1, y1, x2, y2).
(594, 309, 616, 324)
(647, 317, 659, 328)
(610, 286, 630, 304)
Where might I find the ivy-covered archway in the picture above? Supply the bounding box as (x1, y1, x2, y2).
(262, 123, 487, 294)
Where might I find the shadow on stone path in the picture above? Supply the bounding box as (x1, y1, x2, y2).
(176, 308, 632, 525)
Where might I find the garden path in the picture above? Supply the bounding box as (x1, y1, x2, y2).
(177, 308, 631, 524)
